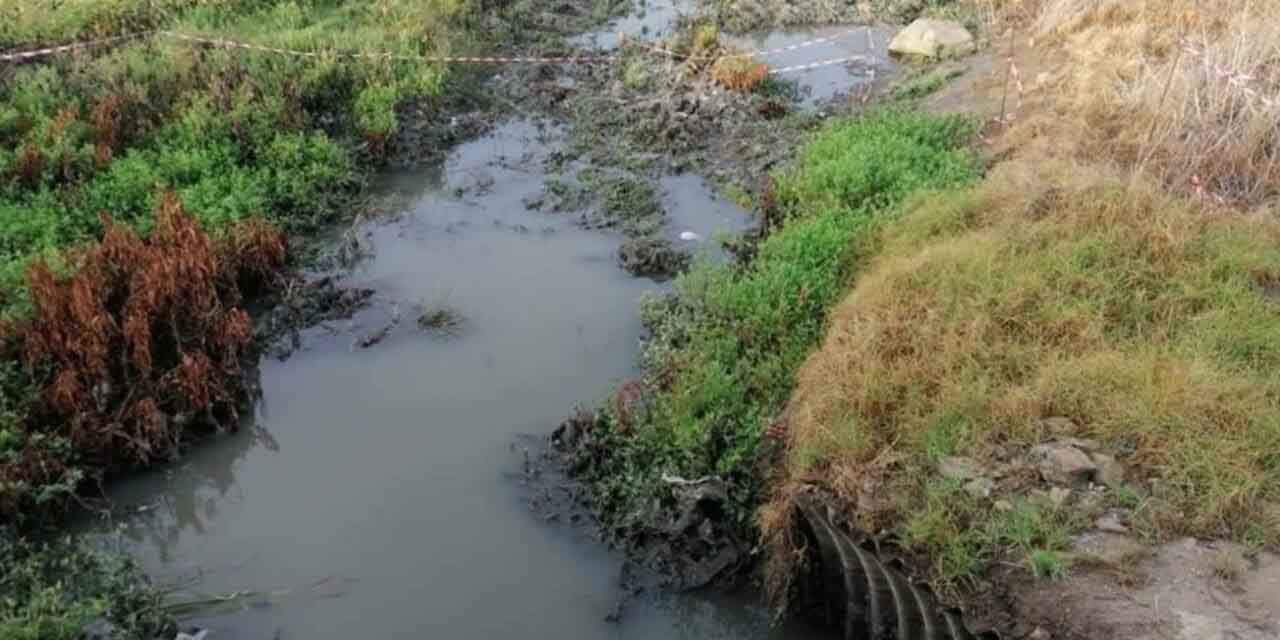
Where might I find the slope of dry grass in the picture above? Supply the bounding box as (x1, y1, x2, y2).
(764, 0, 1280, 596)
(1018, 0, 1279, 205)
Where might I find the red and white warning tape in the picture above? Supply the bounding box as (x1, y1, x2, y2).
(0, 32, 152, 62)
(2, 28, 880, 76)
(164, 31, 620, 64)
(770, 55, 876, 75)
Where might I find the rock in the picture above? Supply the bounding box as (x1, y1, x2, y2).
(939, 456, 984, 481)
(1029, 627, 1052, 640)
(678, 231, 702, 242)
(965, 477, 996, 499)
(1096, 511, 1129, 534)
(994, 499, 1014, 512)
(175, 630, 210, 640)
(1073, 531, 1144, 565)
(1031, 442, 1097, 486)
(1049, 487, 1072, 508)
(1040, 416, 1078, 435)
(888, 19, 976, 60)
(1092, 452, 1126, 487)
(662, 474, 728, 535)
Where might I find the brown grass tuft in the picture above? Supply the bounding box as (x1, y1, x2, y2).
(1022, 0, 1280, 205)
(711, 57, 770, 93)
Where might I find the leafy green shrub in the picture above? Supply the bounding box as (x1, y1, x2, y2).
(355, 84, 400, 139)
(0, 530, 173, 640)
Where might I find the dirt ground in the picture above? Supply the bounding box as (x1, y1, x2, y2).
(991, 536, 1280, 640)
(905, 34, 1280, 640)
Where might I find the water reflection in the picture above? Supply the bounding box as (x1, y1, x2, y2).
(101, 420, 274, 566)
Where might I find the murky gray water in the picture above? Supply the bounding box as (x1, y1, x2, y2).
(570, 0, 688, 49)
(89, 121, 829, 639)
(731, 24, 898, 106)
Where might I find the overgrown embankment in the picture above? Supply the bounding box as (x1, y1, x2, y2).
(0, 0, 503, 634)
(558, 109, 980, 585)
(0, 0, 483, 522)
(760, 0, 1280, 633)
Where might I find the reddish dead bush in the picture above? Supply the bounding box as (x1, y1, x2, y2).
(91, 94, 128, 168)
(14, 144, 45, 188)
(18, 192, 286, 471)
(711, 58, 770, 93)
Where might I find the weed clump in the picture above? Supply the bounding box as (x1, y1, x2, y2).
(417, 304, 466, 339)
(710, 58, 771, 93)
(2, 194, 284, 518)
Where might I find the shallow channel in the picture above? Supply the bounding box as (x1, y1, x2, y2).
(82, 2, 900, 635)
(88, 120, 827, 639)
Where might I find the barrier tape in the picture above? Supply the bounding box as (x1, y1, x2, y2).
(770, 55, 876, 75)
(0, 32, 151, 62)
(165, 31, 620, 64)
(3, 28, 883, 77)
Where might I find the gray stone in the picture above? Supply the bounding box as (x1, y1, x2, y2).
(965, 477, 996, 499)
(1096, 510, 1130, 534)
(889, 18, 976, 59)
(1031, 442, 1097, 486)
(939, 456, 983, 481)
(1092, 452, 1126, 487)
(994, 499, 1014, 512)
(1073, 531, 1145, 565)
(1049, 487, 1072, 508)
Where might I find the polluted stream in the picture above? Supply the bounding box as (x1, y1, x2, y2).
(84, 5, 894, 639)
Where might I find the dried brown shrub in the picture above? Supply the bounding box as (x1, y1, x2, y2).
(14, 144, 45, 188)
(91, 94, 128, 169)
(18, 192, 286, 471)
(711, 57, 770, 93)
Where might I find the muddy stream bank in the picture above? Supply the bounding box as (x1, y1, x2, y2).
(80, 4, 897, 638)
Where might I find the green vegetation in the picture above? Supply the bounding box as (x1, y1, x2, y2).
(577, 110, 978, 535)
(1, 530, 172, 640)
(0, 0, 492, 510)
(903, 478, 1082, 585)
(890, 66, 966, 102)
(0, 1, 495, 634)
(0, 0, 477, 317)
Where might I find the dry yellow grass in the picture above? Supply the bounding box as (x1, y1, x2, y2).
(763, 0, 1280, 593)
(1018, 0, 1279, 205)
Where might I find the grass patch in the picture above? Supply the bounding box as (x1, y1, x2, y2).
(0, 529, 173, 640)
(769, 155, 1280, 585)
(0, 0, 482, 318)
(891, 66, 967, 102)
(576, 110, 978, 536)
